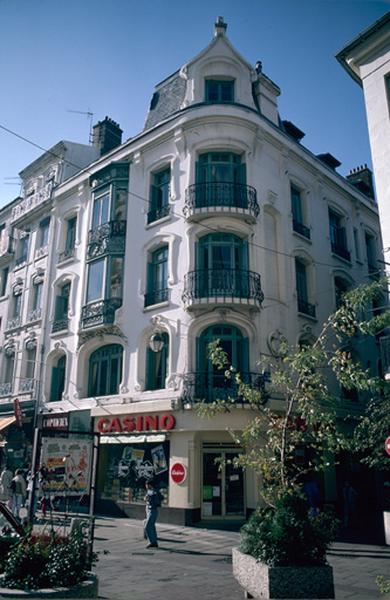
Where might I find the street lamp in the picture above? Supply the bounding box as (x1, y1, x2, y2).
(149, 332, 165, 353)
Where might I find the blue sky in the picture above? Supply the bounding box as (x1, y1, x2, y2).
(0, 0, 388, 205)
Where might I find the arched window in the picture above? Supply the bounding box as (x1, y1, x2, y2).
(145, 332, 169, 391)
(196, 324, 249, 400)
(50, 355, 66, 402)
(88, 344, 123, 397)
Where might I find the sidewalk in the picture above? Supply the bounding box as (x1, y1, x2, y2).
(93, 517, 390, 600)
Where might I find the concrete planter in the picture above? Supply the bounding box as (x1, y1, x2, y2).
(383, 511, 390, 546)
(0, 574, 98, 599)
(232, 548, 335, 599)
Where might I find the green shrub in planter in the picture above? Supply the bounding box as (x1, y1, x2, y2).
(239, 492, 338, 567)
(2, 528, 96, 590)
(0, 536, 19, 573)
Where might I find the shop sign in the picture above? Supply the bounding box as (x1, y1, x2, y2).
(170, 462, 187, 484)
(42, 414, 69, 431)
(385, 436, 390, 456)
(13, 399, 23, 427)
(95, 413, 176, 434)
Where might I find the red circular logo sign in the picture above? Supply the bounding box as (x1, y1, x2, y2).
(170, 462, 187, 484)
(385, 436, 390, 457)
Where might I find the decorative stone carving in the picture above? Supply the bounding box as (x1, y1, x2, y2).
(268, 329, 288, 357)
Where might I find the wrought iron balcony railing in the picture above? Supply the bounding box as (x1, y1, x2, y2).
(183, 269, 264, 305)
(58, 247, 76, 263)
(27, 308, 42, 323)
(19, 378, 35, 393)
(86, 220, 126, 260)
(0, 383, 12, 397)
(81, 298, 122, 329)
(147, 205, 170, 225)
(297, 298, 316, 318)
(11, 181, 53, 223)
(144, 288, 169, 308)
(6, 316, 21, 330)
(331, 241, 350, 262)
(184, 182, 259, 219)
(293, 220, 311, 240)
(181, 371, 270, 405)
(52, 317, 69, 333)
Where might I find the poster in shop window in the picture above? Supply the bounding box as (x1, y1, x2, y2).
(151, 444, 168, 474)
(40, 438, 92, 496)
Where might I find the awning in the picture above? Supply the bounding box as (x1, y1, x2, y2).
(100, 434, 166, 444)
(0, 416, 16, 432)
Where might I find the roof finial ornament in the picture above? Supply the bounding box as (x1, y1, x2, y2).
(214, 16, 227, 37)
(255, 61, 263, 74)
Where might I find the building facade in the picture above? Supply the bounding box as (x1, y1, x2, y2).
(0, 19, 384, 524)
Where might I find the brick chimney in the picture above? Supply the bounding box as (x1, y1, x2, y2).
(92, 117, 123, 156)
(346, 164, 375, 199)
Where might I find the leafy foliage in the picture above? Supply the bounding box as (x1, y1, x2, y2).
(240, 492, 338, 566)
(2, 527, 96, 590)
(198, 279, 390, 505)
(353, 394, 390, 472)
(0, 536, 19, 572)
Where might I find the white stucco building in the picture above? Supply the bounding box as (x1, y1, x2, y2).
(0, 18, 383, 524)
(337, 11, 390, 253)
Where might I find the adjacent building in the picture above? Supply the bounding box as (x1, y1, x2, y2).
(0, 18, 383, 524)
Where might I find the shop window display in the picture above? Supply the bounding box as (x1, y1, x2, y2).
(98, 441, 169, 505)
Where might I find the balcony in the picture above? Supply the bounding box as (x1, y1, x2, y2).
(6, 316, 21, 330)
(0, 383, 12, 397)
(147, 205, 170, 225)
(297, 298, 316, 319)
(181, 371, 269, 405)
(19, 378, 35, 394)
(183, 183, 259, 222)
(58, 247, 75, 263)
(27, 308, 42, 323)
(144, 288, 169, 308)
(183, 268, 263, 310)
(11, 181, 53, 225)
(331, 241, 351, 262)
(52, 317, 69, 333)
(81, 298, 122, 330)
(86, 220, 126, 261)
(293, 220, 311, 240)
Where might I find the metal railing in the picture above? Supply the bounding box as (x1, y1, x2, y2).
(52, 317, 69, 333)
(19, 378, 35, 393)
(6, 316, 21, 330)
(183, 269, 264, 304)
(181, 371, 270, 404)
(86, 220, 126, 260)
(0, 383, 12, 397)
(58, 247, 75, 263)
(144, 288, 169, 308)
(293, 220, 311, 240)
(147, 204, 170, 225)
(27, 308, 42, 322)
(297, 298, 316, 318)
(81, 298, 122, 329)
(184, 182, 259, 219)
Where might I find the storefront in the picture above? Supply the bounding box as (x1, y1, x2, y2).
(92, 401, 259, 525)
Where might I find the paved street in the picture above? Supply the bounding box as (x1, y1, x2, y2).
(93, 517, 390, 600)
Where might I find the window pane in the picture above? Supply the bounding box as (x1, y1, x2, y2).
(4, 357, 14, 383)
(87, 260, 104, 303)
(1, 268, 8, 296)
(25, 348, 36, 379)
(109, 257, 123, 298)
(33, 283, 43, 310)
(66, 217, 77, 250)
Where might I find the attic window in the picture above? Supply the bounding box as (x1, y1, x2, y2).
(149, 92, 160, 111)
(205, 79, 234, 103)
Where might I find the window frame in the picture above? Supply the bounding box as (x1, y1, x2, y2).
(88, 344, 123, 397)
(145, 332, 169, 391)
(205, 79, 235, 104)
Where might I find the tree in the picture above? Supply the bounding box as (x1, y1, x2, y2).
(196, 279, 390, 506)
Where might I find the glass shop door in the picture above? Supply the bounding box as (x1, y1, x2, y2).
(202, 450, 244, 518)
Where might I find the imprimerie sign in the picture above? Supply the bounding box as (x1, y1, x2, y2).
(95, 413, 176, 434)
(42, 414, 68, 430)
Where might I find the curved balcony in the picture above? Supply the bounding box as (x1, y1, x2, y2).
(181, 371, 269, 405)
(81, 298, 122, 330)
(86, 220, 126, 261)
(182, 268, 263, 311)
(183, 182, 259, 222)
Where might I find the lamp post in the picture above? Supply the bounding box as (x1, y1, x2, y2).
(149, 332, 165, 353)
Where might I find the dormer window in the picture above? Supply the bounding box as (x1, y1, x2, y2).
(205, 79, 234, 103)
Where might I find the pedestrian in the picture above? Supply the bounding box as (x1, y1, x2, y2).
(143, 480, 161, 548)
(11, 469, 27, 519)
(343, 479, 358, 528)
(303, 474, 322, 517)
(0, 464, 13, 507)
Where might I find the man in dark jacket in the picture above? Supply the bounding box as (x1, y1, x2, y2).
(143, 480, 161, 548)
